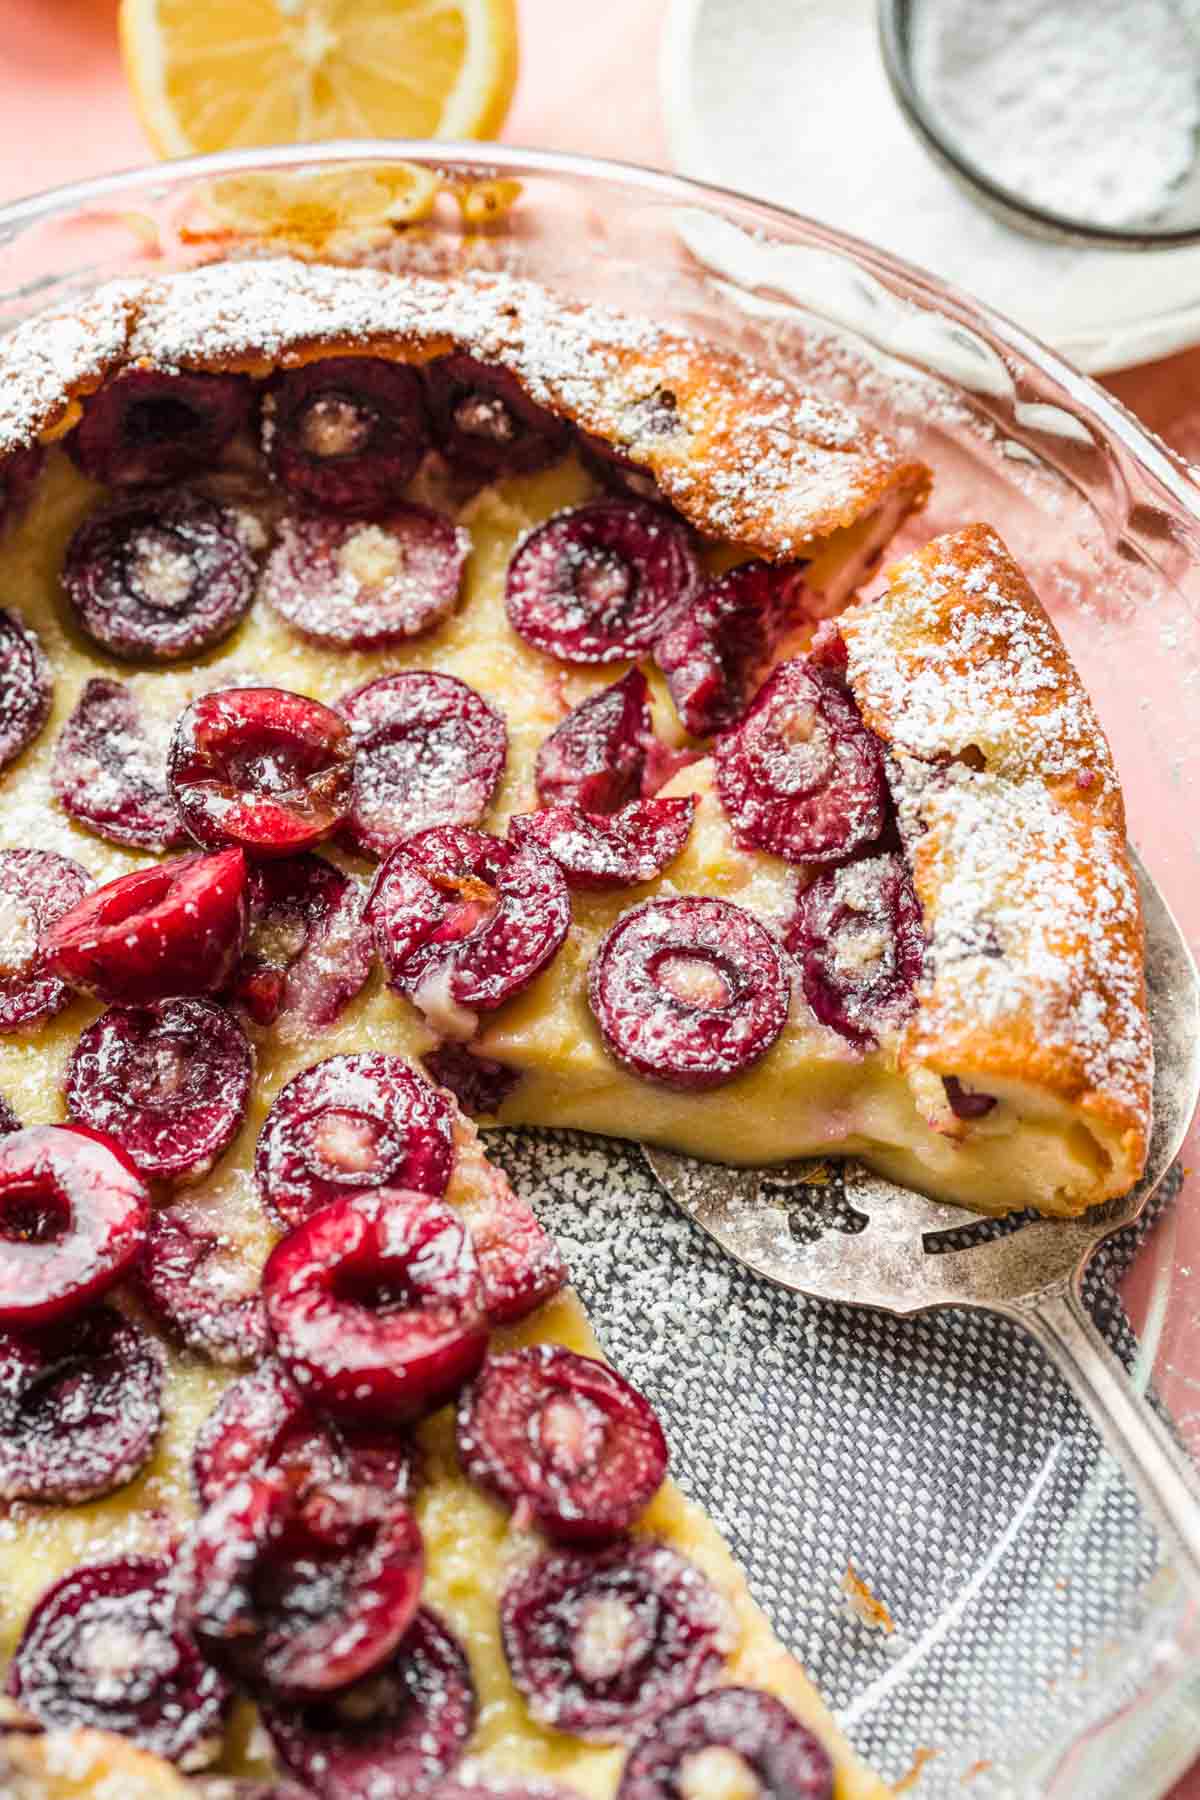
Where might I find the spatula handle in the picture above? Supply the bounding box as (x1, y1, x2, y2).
(1001, 1274, 1200, 1607)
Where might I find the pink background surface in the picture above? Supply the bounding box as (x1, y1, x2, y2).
(0, 0, 1197, 1791)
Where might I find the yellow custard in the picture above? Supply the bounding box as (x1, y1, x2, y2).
(0, 450, 887, 1795)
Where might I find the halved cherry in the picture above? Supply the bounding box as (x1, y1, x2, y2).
(500, 1542, 731, 1742)
(453, 1161, 567, 1326)
(422, 1041, 519, 1119)
(169, 687, 354, 857)
(617, 1688, 835, 1800)
(261, 1607, 475, 1797)
(655, 559, 809, 738)
(588, 897, 790, 1090)
(459, 1347, 666, 1541)
(0, 1124, 148, 1328)
(43, 848, 249, 1005)
(366, 827, 570, 1031)
(0, 848, 89, 1033)
(426, 354, 570, 479)
(52, 677, 187, 852)
(535, 668, 651, 814)
(263, 1188, 487, 1423)
(714, 657, 888, 865)
(8, 1556, 232, 1771)
(66, 997, 253, 1184)
(508, 797, 696, 890)
(68, 370, 252, 488)
(229, 855, 371, 1033)
(62, 489, 257, 663)
(255, 1053, 454, 1229)
(0, 445, 44, 535)
(193, 1359, 418, 1509)
(260, 506, 469, 648)
(176, 1467, 425, 1701)
(0, 609, 51, 773)
(506, 500, 699, 664)
(784, 853, 924, 1049)
(0, 1305, 163, 1503)
(338, 672, 507, 860)
(265, 358, 428, 515)
(136, 1205, 268, 1366)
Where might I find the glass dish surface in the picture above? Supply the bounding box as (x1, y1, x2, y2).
(1, 142, 1200, 1798)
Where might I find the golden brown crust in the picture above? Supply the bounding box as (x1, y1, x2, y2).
(0, 256, 929, 559)
(840, 525, 1151, 1206)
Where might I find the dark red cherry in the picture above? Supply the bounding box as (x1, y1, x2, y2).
(0, 1124, 148, 1328)
(0, 609, 51, 772)
(192, 1359, 418, 1509)
(175, 1467, 425, 1701)
(535, 668, 651, 814)
(714, 658, 888, 865)
(8, 1556, 232, 1770)
(943, 1076, 996, 1119)
(426, 354, 570, 479)
(454, 1161, 567, 1326)
(784, 853, 924, 1049)
(265, 358, 428, 515)
(0, 849, 89, 1033)
(0, 445, 44, 535)
(366, 827, 570, 1027)
(263, 1187, 487, 1423)
(588, 897, 790, 1090)
(338, 673, 507, 860)
(421, 1041, 519, 1119)
(229, 855, 371, 1032)
(260, 506, 469, 648)
(500, 1542, 731, 1742)
(640, 739, 705, 798)
(43, 848, 249, 1005)
(0, 1096, 20, 1135)
(68, 370, 252, 488)
(255, 1053, 454, 1229)
(506, 500, 699, 664)
(169, 687, 354, 858)
(508, 796, 695, 890)
(52, 678, 187, 852)
(459, 1347, 666, 1541)
(261, 1607, 475, 1798)
(62, 489, 257, 663)
(65, 997, 253, 1184)
(0, 1306, 163, 1503)
(655, 559, 808, 738)
(617, 1687, 835, 1800)
(135, 1205, 268, 1366)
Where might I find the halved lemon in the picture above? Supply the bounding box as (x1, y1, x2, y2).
(119, 0, 519, 160)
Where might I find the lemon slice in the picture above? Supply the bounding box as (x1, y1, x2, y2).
(119, 0, 519, 159)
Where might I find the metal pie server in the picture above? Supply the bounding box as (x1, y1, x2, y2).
(643, 851, 1200, 1602)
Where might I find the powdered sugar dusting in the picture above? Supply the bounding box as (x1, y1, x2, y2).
(845, 527, 1152, 1143)
(1, 256, 927, 559)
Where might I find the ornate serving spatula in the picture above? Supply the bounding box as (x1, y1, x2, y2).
(644, 852, 1200, 1599)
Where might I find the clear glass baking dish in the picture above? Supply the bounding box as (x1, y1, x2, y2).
(1, 142, 1199, 1798)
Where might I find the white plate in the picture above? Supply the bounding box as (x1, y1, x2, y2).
(661, 0, 1200, 373)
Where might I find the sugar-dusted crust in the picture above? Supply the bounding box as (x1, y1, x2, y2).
(0, 255, 929, 560)
(840, 524, 1152, 1208)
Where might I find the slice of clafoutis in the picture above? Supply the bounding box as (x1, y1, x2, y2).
(482, 523, 1151, 1221)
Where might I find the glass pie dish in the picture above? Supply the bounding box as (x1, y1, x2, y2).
(1, 142, 1199, 1798)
